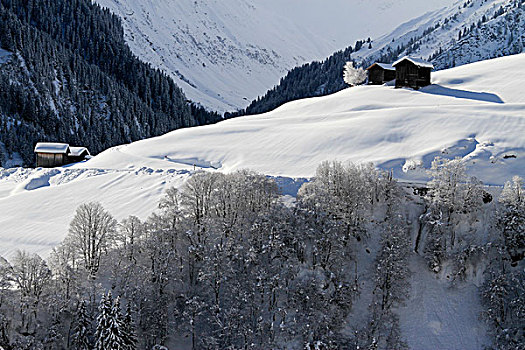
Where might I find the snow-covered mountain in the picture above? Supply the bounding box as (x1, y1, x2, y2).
(353, 0, 525, 69)
(1, 53, 523, 259)
(94, 0, 456, 111)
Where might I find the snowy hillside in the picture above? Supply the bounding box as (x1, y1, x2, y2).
(94, 0, 456, 111)
(1, 53, 523, 259)
(353, 0, 525, 69)
(78, 54, 525, 183)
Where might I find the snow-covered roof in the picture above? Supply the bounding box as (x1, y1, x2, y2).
(393, 56, 434, 69)
(34, 142, 70, 154)
(69, 147, 90, 157)
(366, 62, 395, 71)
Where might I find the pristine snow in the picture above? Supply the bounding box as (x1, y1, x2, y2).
(352, 0, 521, 69)
(94, 0, 456, 111)
(76, 54, 525, 184)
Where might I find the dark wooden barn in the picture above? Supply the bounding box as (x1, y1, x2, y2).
(34, 142, 90, 167)
(366, 63, 396, 85)
(392, 56, 434, 89)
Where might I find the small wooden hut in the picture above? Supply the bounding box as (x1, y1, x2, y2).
(34, 142, 90, 167)
(366, 63, 396, 85)
(392, 56, 433, 89)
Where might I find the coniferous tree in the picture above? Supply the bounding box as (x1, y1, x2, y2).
(122, 303, 137, 350)
(0, 0, 222, 167)
(94, 292, 112, 350)
(71, 300, 92, 350)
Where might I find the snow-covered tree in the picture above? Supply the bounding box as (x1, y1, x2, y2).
(47, 243, 79, 303)
(423, 157, 485, 271)
(482, 243, 525, 349)
(117, 216, 144, 263)
(0, 256, 12, 308)
(94, 292, 112, 350)
(343, 61, 367, 86)
(121, 303, 137, 350)
(498, 176, 525, 263)
(95, 292, 128, 350)
(11, 251, 51, 334)
(68, 202, 117, 276)
(71, 300, 92, 350)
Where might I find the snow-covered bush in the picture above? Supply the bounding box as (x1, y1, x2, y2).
(343, 61, 367, 86)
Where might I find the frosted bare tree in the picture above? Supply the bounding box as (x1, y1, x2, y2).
(12, 251, 51, 334)
(68, 202, 117, 277)
(343, 61, 367, 86)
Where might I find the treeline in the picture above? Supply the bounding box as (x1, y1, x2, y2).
(0, 0, 222, 166)
(0, 160, 523, 349)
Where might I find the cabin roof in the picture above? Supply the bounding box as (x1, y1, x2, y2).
(69, 147, 90, 157)
(366, 62, 395, 71)
(34, 142, 70, 154)
(392, 56, 434, 69)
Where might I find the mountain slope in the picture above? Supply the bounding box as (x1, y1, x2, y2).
(1, 53, 523, 258)
(243, 0, 525, 115)
(353, 0, 525, 68)
(94, 0, 456, 111)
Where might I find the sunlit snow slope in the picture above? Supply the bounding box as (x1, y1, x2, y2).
(80, 54, 525, 183)
(94, 0, 456, 111)
(1, 54, 524, 259)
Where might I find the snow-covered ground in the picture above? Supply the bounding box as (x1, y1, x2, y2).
(1, 54, 523, 259)
(94, 0, 456, 111)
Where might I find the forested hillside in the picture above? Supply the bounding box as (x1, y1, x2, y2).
(240, 0, 525, 116)
(0, 165, 523, 349)
(0, 0, 221, 167)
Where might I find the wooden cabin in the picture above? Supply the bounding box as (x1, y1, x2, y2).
(392, 56, 433, 89)
(34, 142, 90, 167)
(366, 63, 396, 85)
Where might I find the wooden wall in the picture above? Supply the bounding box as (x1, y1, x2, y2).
(36, 153, 68, 167)
(395, 61, 431, 89)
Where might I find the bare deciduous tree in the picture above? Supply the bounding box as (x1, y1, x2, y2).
(68, 202, 117, 277)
